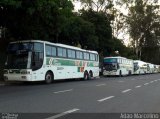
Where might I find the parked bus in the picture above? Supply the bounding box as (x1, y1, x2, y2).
(133, 60, 147, 74)
(143, 63, 150, 74)
(154, 65, 159, 73)
(4, 40, 99, 83)
(149, 63, 154, 73)
(103, 56, 133, 76)
(158, 65, 160, 73)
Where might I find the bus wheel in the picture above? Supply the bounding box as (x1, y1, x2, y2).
(83, 71, 89, 80)
(45, 71, 53, 84)
(89, 71, 93, 80)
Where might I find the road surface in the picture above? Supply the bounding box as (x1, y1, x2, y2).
(0, 74, 160, 119)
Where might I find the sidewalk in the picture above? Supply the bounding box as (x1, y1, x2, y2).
(0, 80, 5, 85)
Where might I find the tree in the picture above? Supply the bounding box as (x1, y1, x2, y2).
(80, 9, 112, 56)
(116, 0, 160, 63)
(78, 0, 113, 13)
(0, 0, 74, 42)
(59, 16, 98, 49)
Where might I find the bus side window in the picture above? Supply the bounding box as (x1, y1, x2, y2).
(90, 54, 95, 61)
(84, 52, 89, 60)
(51, 46, 56, 56)
(68, 49, 75, 59)
(76, 51, 83, 59)
(46, 45, 52, 56)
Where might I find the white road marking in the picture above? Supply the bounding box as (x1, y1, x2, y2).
(158, 79, 160, 81)
(118, 81, 124, 83)
(96, 84, 106, 86)
(54, 89, 73, 94)
(144, 83, 149, 85)
(45, 108, 79, 119)
(150, 81, 154, 83)
(122, 89, 132, 93)
(135, 85, 141, 88)
(131, 79, 135, 80)
(154, 80, 158, 82)
(98, 96, 115, 102)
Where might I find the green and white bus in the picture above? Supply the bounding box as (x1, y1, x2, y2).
(133, 60, 147, 74)
(103, 56, 134, 76)
(4, 40, 99, 83)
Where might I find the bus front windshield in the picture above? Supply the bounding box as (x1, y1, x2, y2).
(134, 63, 139, 71)
(6, 42, 44, 70)
(103, 63, 118, 71)
(103, 58, 118, 71)
(7, 52, 31, 69)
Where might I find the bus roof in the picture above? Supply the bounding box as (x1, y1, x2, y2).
(133, 60, 147, 66)
(134, 60, 146, 63)
(104, 56, 127, 59)
(9, 40, 98, 54)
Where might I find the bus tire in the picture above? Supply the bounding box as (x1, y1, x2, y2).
(83, 71, 89, 80)
(89, 71, 93, 80)
(45, 71, 53, 84)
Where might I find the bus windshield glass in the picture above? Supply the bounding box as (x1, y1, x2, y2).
(6, 42, 33, 69)
(103, 63, 117, 71)
(6, 42, 44, 70)
(134, 62, 139, 71)
(103, 58, 118, 71)
(104, 58, 117, 63)
(7, 52, 31, 69)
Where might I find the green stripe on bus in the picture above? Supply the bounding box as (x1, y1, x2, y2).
(46, 58, 98, 67)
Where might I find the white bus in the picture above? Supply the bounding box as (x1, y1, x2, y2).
(154, 65, 159, 73)
(143, 63, 150, 74)
(149, 63, 154, 73)
(103, 56, 134, 76)
(133, 60, 147, 74)
(158, 65, 160, 73)
(3, 40, 99, 83)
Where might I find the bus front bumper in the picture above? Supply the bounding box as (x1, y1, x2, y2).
(4, 74, 32, 82)
(103, 70, 117, 76)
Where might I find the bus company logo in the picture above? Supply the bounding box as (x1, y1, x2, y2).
(49, 58, 54, 65)
(53, 59, 61, 66)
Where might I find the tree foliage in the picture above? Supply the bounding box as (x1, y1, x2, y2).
(78, 0, 113, 13)
(0, 0, 74, 42)
(116, 0, 160, 64)
(0, 0, 137, 61)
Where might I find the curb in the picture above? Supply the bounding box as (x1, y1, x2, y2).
(0, 83, 5, 86)
(0, 81, 5, 86)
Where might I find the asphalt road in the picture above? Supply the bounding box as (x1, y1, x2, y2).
(0, 74, 160, 119)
